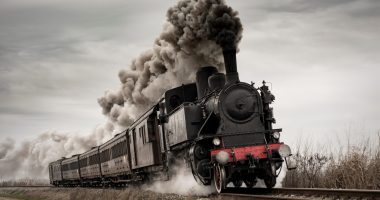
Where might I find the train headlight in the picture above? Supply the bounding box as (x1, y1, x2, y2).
(273, 132, 280, 139)
(213, 137, 221, 146)
(215, 151, 229, 165)
(278, 144, 291, 158)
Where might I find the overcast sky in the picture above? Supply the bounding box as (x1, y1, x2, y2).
(0, 0, 379, 148)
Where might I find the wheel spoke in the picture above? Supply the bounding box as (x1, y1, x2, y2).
(213, 164, 226, 193)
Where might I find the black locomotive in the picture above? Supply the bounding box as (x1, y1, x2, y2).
(49, 46, 294, 193)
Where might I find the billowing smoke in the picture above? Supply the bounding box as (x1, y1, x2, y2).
(0, 0, 243, 183)
(0, 138, 15, 160)
(98, 0, 243, 127)
(0, 122, 115, 180)
(144, 161, 214, 195)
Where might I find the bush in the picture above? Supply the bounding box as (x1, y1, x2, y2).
(283, 134, 380, 189)
(0, 178, 49, 187)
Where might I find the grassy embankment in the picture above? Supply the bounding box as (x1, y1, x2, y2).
(283, 134, 380, 189)
(0, 187, 195, 200)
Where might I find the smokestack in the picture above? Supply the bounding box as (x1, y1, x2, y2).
(223, 48, 239, 83)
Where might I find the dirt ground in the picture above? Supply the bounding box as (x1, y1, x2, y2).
(0, 187, 213, 200)
(0, 197, 19, 200)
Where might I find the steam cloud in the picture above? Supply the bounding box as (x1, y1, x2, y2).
(98, 0, 243, 127)
(0, 0, 243, 186)
(0, 122, 115, 180)
(145, 161, 214, 195)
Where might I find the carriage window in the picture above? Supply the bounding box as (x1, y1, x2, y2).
(122, 140, 127, 155)
(89, 155, 94, 165)
(139, 126, 146, 144)
(100, 149, 110, 162)
(62, 164, 69, 171)
(147, 118, 154, 142)
(111, 145, 116, 159)
(69, 161, 78, 170)
(93, 154, 98, 165)
(143, 126, 146, 144)
(111, 141, 125, 159)
(79, 158, 87, 167)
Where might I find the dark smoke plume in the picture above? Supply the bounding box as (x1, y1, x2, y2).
(98, 0, 243, 127)
(0, 0, 243, 181)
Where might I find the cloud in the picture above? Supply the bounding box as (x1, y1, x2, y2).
(0, 0, 175, 139)
(0, 123, 115, 180)
(0, 0, 379, 179)
(227, 0, 380, 145)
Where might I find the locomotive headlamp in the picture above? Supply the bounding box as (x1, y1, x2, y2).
(215, 151, 229, 165)
(278, 144, 291, 158)
(213, 137, 221, 146)
(273, 132, 280, 139)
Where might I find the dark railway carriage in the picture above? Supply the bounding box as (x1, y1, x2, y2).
(128, 107, 164, 175)
(48, 159, 63, 186)
(61, 155, 81, 186)
(99, 131, 131, 184)
(79, 147, 101, 186)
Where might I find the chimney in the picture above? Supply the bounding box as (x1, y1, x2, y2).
(222, 48, 239, 83)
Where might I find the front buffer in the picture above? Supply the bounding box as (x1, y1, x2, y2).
(210, 143, 293, 193)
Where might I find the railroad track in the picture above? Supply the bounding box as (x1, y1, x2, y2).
(0, 185, 52, 188)
(220, 187, 380, 199)
(1, 186, 379, 199)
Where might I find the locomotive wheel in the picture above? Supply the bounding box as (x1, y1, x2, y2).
(244, 179, 257, 188)
(244, 173, 257, 188)
(232, 180, 243, 187)
(264, 163, 277, 188)
(264, 175, 276, 188)
(214, 164, 226, 193)
(196, 159, 212, 185)
(194, 145, 207, 160)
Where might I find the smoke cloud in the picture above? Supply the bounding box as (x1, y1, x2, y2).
(0, 138, 15, 160)
(145, 162, 214, 195)
(0, 122, 115, 180)
(98, 0, 243, 127)
(0, 0, 243, 182)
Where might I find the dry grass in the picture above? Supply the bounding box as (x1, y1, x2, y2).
(283, 134, 380, 189)
(0, 187, 202, 200)
(0, 179, 49, 187)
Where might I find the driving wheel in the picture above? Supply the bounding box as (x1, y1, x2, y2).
(214, 164, 226, 193)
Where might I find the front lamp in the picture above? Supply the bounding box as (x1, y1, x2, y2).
(212, 137, 221, 146)
(273, 132, 280, 139)
(278, 144, 291, 158)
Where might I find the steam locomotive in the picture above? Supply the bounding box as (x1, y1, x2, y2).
(49, 47, 294, 193)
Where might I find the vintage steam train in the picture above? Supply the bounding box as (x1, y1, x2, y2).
(49, 47, 294, 193)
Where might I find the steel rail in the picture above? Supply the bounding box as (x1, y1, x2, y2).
(2, 186, 379, 199)
(221, 187, 380, 199)
(220, 193, 307, 200)
(0, 185, 52, 188)
(273, 188, 380, 199)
